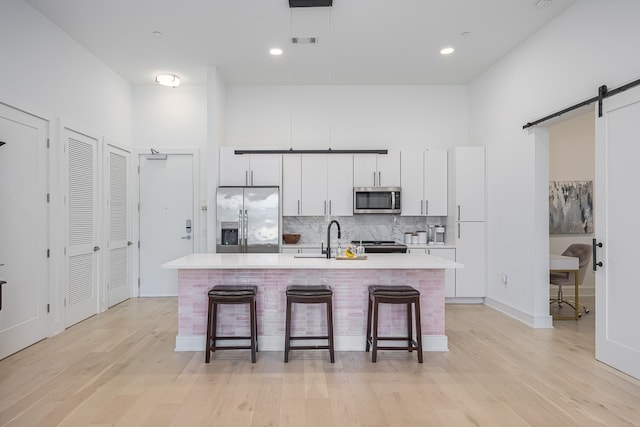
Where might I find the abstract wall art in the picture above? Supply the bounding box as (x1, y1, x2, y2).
(549, 180, 594, 234)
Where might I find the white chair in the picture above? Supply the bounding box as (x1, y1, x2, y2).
(550, 243, 592, 314)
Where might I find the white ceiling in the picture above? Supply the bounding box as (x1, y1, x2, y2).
(25, 0, 577, 86)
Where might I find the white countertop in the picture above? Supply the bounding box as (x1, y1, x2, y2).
(162, 253, 464, 270)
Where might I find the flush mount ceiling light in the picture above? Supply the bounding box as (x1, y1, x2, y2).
(269, 47, 284, 56)
(440, 47, 455, 55)
(155, 74, 180, 87)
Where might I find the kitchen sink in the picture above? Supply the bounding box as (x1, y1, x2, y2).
(293, 254, 327, 258)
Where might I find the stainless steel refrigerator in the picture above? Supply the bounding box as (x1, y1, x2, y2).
(216, 187, 280, 253)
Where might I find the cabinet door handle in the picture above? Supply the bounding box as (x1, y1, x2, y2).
(245, 171, 249, 186)
(421, 200, 424, 215)
(297, 200, 300, 215)
(457, 223, 461, 239)
(378, 171, 381, 186)
(250, 170, 254, 186)
(324, 200, 327, 215)
(329, 200, 332, 215)
(373, 172, 377, 186)
(457, 205, 461, 221)
(425, 200, 429, 215)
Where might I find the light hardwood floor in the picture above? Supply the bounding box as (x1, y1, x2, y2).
(1, 297, 639, 426)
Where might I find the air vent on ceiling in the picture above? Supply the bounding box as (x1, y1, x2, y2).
(291, 37, 318, 44)
(289, 0, 333, 8)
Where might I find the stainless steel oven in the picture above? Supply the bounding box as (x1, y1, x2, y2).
(353, 187, 401, 214)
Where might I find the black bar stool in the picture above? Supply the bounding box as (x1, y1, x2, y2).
(284, 285, 335, 363)
(206, 285, 258, 363)
(365, 285, 423, 363)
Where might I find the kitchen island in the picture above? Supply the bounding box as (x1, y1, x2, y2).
(162, 253, 462, 352)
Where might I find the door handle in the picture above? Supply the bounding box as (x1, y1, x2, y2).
(93, 246, 100, 251)
(127, 241, 133, 246)
(181, 235, 192, 240)
(592, 239, 603, 271)
(0, 280, 5, 311)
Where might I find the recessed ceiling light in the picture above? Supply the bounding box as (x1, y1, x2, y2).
(269, 48, 283, 56)
(461, 31, 471, 38)
(152, 30, 162, 37)
(155, 74, 180, 87)
(440, 47, 455, 55)
(535, 0, 552, 8)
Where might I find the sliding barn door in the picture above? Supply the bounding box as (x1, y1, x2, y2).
(594, 85, 640, 380)
(65, 128, 99, 327)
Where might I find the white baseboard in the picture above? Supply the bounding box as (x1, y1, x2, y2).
(176, 334, 448, 352)
(445, 297, 484, 304)
(484, 297, 554, 329)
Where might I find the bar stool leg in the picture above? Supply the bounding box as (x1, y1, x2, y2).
(250, 296, 257, 363)
(326, 297, 335, 363)
(284, 296, 292, 363)
(414, 298, 423, 363)
(205, 297, 213, 363)
(407, 302, 413, 353)
(372, 297, 380, 363)
(365, 295, 373, 353)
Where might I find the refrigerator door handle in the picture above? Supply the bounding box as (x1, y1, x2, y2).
(238, 209, 244, 252)
(244, 209, 248, 252)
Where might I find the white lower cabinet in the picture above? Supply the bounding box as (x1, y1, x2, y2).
(407, 247, 456, 298)
(454, 221, 485, 298)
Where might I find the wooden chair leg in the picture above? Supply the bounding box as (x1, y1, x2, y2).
(205, 297, 213, 363)
(365, 295, 373, 352)
(407, 302, 413, 352)
(250, 296, 257, 363)
(284, 297, 292, 363)
(327, 297, 335, 363)
(372, 298, 379, 363)
(414, 298, 423, 363)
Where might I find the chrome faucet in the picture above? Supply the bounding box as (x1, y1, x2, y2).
(325, 220, 341, 259)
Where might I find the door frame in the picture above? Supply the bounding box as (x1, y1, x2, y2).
(103, 138, 133, 310)
(133, 147, 200, 297)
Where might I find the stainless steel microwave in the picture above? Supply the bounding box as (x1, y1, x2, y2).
(353, 187, 401, 214)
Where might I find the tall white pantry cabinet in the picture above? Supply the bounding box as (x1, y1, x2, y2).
(448, 147, 486, 300)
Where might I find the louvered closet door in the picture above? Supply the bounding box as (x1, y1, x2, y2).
(107, 145, 131, 307)
(66, 129, 98, 327)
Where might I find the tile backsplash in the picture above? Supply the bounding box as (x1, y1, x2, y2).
(283, 215, 447, 244)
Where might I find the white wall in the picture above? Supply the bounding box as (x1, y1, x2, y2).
(469, 0, 640, 326)
(0, 1, 132, 141)
(549, 111, 595, 294)
(1, 0, 133, 335)
(132, 84, 208, 249)
(226, 85, 468, 150)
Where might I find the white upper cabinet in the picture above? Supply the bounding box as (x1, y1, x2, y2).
(353, 150, 400, 187)
(326, 154, 353, 216)
(282, 155, 302, 216)
(401, 149, 447, 216)
(219, 147, 281, 186)
(449, 146, 485, 222)
(294, 154, 353, 217)
(424, 150, 448, 216)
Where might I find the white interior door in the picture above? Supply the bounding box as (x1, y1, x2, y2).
(65, 128, 99, 327)
(0, 104, 49, 360)
(106, 145, 131, 307)
(595, 85, 640, 380)
(139, 153, 194, 296)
